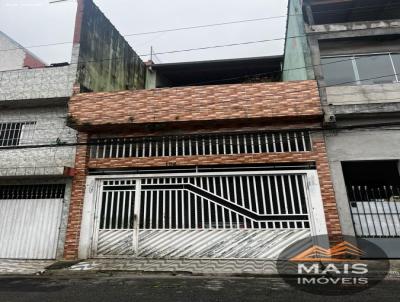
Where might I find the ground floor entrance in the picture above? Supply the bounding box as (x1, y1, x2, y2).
(0, 184, 65, 259)
(79, 170, 328, 259)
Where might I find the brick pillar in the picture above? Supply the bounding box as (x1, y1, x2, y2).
(63, 132, 89, 259)
(312, 133, 343, 244)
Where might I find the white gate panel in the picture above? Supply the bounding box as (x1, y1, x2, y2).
(138, 229, 310, 259)
(0, 198, 63, 259)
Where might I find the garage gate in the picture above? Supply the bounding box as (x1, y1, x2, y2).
(0, 184, 64, 259)
(85, 170, 325, 259)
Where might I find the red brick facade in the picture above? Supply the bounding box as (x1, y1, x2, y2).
(64, 81, 342, 259)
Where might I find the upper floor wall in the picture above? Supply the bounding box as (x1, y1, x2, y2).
(0, 106, 76, 177)
(0, 65, 76, 104)
(68, 80, 322, 131)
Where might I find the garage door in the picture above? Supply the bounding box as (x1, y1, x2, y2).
(0, 184, 64, 259)
(87, 170, 326, 259)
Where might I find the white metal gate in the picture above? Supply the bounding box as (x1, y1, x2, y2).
(88, 171, 326, 259)
(0, 185, 64, 259)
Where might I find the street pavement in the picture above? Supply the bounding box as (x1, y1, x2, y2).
(0, 274, 399, 302)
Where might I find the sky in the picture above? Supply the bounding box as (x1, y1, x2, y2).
(0, 0, 288, 64)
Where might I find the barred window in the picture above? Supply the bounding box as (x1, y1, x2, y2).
(0, 122, 36, 147)
(90, 131, 312, 159)
(0, 184, 65, 199)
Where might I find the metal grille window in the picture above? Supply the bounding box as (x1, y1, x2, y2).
(0, 184, 65, 199)
(349, 185, 400, 238)
(90, 131, 312, 159)
(0, 122, 36, 147)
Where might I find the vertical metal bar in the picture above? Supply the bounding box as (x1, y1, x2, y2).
(115, 191, 120, 229)
(272, 133, 276, 152)
(294, 132, 299, 152)
(213, 177, 219, 229)
(155, 180, 160, 229)
(253, 176, 260, 228)
(243, 135, 248, 153)
(265, 133, 269, 152)
(200, 177, 205, 229)
(294, 175, 302, 214)
(223, 136, 227, 155)
(220, 176, 225, 229)
(239, 176, 247, 229)
(250, 134, 255, 154)
(279, 133, 284, 152)
(206, 177, 212, 229)
(127, 190, 133, 229)
(274, 175, 281, 215)
(281, 176, 289, 214)
(246, 176, 254, 228)
(260, 176, 267, 215)
(257, 134, 261, 153)
(109, 190, 114, 229)
(226, 177, 233, 228)
(301, 132, 306, 151)
(287, 132, 291, 152)
(232, 176, 239, 228)
(288, 175, 296, 214)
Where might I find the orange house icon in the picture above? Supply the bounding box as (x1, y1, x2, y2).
(290, 241, 364, 262)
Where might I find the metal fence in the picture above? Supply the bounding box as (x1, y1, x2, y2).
(97, 174, 310, 232)
(349, 185, 400, 237)
(89, 131, 312, 159)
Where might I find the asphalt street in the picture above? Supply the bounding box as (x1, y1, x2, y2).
(0, 274, 399, 302)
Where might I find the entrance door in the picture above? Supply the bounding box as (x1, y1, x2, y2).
(92, 179, 139, 257)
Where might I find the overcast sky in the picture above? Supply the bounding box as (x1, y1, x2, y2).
(0, 0, 287, 64)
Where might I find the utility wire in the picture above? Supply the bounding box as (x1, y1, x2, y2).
(2, 2, 400, 53)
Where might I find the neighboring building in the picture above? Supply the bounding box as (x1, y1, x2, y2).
(63, 80, 342, 260)
(0, 0, 145, 260)
(284, 0, 400, 257)
(0, 31, 46, 71)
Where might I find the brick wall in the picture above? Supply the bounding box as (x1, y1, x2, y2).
(64, 133, 89, 260)
(64, 130, 342, 259)
(64, 81, 342, 259)
(69, 80, 321, 128)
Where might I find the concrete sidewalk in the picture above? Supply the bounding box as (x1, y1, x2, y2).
(2, 258, 400, 277)
(0, 260, 53, 275)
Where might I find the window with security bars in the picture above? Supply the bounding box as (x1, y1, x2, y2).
(0, 122, 36, 147)
(0, 184, 65, 199)
(343, 161, 400, 238)
(90, 131, 312, 159)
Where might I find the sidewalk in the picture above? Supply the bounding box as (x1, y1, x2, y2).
(0, 260, 53, 275)
(2, 258, 400, 277)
